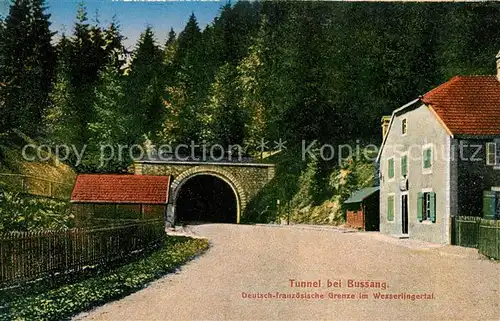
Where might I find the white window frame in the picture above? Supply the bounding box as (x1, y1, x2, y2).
(420, 188, 433, 223)
(401, 118, 408, 136)
(387, 156, 395, 182)
(422, 143, 433, 175)
(400, 151, 409, 178)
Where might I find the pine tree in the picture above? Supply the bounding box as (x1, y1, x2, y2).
(282, 2, 332, 143)
(56, 33, 72, 70)
(126, 27, 165, 142)
(45, 4, 125, 149)
(214, 1, 261, 66)
(69, 6, 122, 87)
(168, 14, 205, 143)
(175, 13, 201, 66)
(45, 60, 73, 144)
(44, 32, 74, 144)
(0, 0, 55, 137)
(102, 19, 126, 73)
(200, 63, 245, 147)
(176, 13, 205, 100)
(165, 28, 176, 47)
(158, 28, 182, 144)
(252, 3, 302, 144)
(237, 20, 267, 154)
(163, 28, 177, 77)
(84, 61, 131, 172)
(60, 4, 95, 146)
(163, 28, 177, 85)
(159, 82, 187, 145)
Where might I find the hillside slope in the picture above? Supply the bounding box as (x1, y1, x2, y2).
(0, 131, 76, 198)
(245, 146, 377, 225)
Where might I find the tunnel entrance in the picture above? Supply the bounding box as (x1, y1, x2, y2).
(175, 175, 238, 224)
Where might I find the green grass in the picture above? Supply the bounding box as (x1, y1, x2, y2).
(0, 236, 209, 321)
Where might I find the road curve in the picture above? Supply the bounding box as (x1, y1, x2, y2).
(76, 224, 500, 321)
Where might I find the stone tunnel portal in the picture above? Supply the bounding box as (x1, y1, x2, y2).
(175, 174, 238, 224)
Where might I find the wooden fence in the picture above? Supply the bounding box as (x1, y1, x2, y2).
(453, 216, 500, 260)
(0, 173, 73, 200)
(0, 220, 164, 287)
(478, 219, 500, 260)
(453, 216, 481, 248)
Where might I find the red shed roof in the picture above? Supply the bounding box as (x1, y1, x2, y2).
(71, 174, 171, 204)
(421, 75, 500, 136)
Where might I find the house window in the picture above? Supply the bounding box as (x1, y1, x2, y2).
(401, 154, 408, 177)
(486, 142, 499, 167)
(387, 195, 395, 221)
(422, 145, 432, 172)
(417, 192, 436, 223)
(388, 158, 395, 179)
(401, 118, 407, 135)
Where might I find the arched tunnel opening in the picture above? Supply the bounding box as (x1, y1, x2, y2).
(176, 175, 238, 224)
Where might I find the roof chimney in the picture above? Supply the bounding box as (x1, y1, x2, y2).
(381, 116, 391, 139)
(497, 50, 500, 82)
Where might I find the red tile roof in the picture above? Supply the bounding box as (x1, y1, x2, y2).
(421, 75, 500, 136)
(71, 174, 171, 204)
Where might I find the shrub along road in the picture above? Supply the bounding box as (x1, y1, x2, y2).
(2, 236, 209, 321)
(76, 224, 499, 321)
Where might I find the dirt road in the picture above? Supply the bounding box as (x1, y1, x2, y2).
(76, 224, 499, 321)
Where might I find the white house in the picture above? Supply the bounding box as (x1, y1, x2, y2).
(377, 54, 500, 244)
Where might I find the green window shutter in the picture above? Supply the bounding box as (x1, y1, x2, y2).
(483, 190, 497, 219)
(429, 192, 436, 223)
(417, 192, 424, 222)
(387, 196, 394, 221)
(390, 196, 394, 221)
(388, 159, 394, 178)
(486, 143, 496, 166)
(401, 155, 407, 177)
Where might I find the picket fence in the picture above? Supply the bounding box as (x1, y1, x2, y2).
(0, 220, 164, 287)
(0, 173, 73, 200)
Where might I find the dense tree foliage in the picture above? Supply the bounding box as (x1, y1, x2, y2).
(126, 26, 165, 142)
(0, 0, 55, 137)
(1, 1, 500, 172)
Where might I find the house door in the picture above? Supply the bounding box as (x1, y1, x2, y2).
(401, 194, 408, 234)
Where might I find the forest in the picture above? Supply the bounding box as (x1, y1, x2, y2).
(2, 1, 500, 170)
(1, 0, 500, 223)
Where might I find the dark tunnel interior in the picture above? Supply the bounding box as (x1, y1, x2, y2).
(176, 175, 237, 224)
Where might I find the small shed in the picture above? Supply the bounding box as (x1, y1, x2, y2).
(344, 186, 380, 231)
(70, 174, 171, 224)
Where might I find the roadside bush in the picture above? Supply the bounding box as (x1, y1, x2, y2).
(2, 236, 209, 321)
(0, 191, 73, 232)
